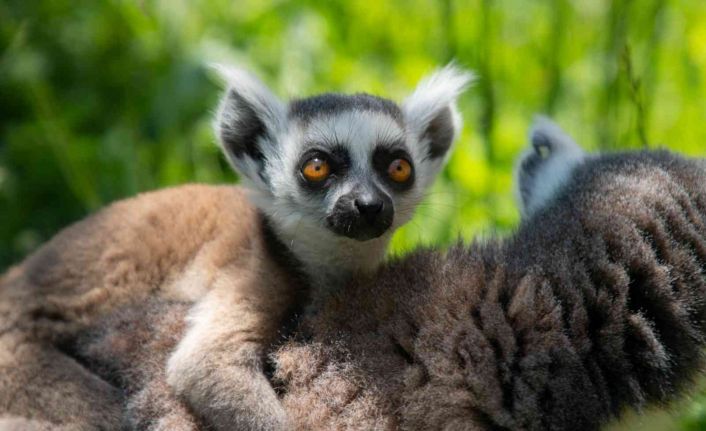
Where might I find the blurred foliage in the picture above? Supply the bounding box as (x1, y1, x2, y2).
(0, 0, 705, 428)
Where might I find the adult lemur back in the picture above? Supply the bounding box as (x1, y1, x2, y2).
(0, 66, 472, 431)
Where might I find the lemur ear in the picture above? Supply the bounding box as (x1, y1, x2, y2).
(529, 116, 582, 157)
(514, 116, 586, 218)
(402, 64, 475, 160)
(213, 64, 287, 188)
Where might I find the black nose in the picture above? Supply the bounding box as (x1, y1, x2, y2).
(354, 198, 383, 222)
(326, 191, 393, 241)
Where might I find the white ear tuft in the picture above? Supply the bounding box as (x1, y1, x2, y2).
(403, 64, 475, 160)
(210, 64, 287, 189)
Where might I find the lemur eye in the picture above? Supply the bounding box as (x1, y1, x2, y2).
(301, 157, 331, 182)
(387, 159, 412, 183)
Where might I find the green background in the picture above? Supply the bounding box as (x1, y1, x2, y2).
(1, 1, 705, 428)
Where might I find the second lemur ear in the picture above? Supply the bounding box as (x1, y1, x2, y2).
(514, 116, 586, 218)
(402, 64, 475, 161)
(213, 65, 287, 190)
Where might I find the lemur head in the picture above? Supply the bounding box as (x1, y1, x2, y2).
(514, 116, 586, 218)
(215, 65, 473, 243)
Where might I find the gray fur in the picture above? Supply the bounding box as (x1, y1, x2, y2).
(288, 93, 403, 124)
(514, 116, 586, 217)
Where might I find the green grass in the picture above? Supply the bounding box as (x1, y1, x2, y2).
(1, 1, 705, 428)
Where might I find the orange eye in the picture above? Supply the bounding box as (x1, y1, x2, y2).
(301, 157, 331, 182)
(388, 159, 412, 183)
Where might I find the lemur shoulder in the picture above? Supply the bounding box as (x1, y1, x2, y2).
(0, 65, 472, 430)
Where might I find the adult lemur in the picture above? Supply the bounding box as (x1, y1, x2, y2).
(7, 117, 705, 431)
(15, 117, 706, 431)
(0, 65, 472, 430)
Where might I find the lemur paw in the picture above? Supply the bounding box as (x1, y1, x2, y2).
(166, 340, 290, 431)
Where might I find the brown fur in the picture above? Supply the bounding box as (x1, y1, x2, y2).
(0, 185, 306, 430)
(80, 150, 706, 431)
(3, 151, 706, 430)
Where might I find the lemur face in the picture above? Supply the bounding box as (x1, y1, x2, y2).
(214, 65, 473, 243)
(281, 95, 415, 241)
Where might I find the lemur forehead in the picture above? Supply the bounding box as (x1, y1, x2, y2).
(288, 93, 403, 125)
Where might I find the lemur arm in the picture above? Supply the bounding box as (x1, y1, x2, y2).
(166, 256, 296, 431)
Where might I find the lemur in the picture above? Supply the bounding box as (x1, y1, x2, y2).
(213, 64, 473, 293)
(0, 65, 472, 430)
(6, 117, 706, 431)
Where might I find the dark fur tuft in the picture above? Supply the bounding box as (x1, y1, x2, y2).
(424, 106, 455, 159)
(288, 93, 403, 124)
(219, 90, 268, 161)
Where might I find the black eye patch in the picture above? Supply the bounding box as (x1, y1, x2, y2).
(372, 146, 415, 191)
(296, 146, 351, 192)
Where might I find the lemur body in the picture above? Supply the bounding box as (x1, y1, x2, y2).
(0, 66, 472, 430)
(2, 117, 706, 430)
(6, 118, 706, 431)
(0, 185, 289, 430)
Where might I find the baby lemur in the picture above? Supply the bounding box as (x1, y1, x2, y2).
(0, 65, 472, 430)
